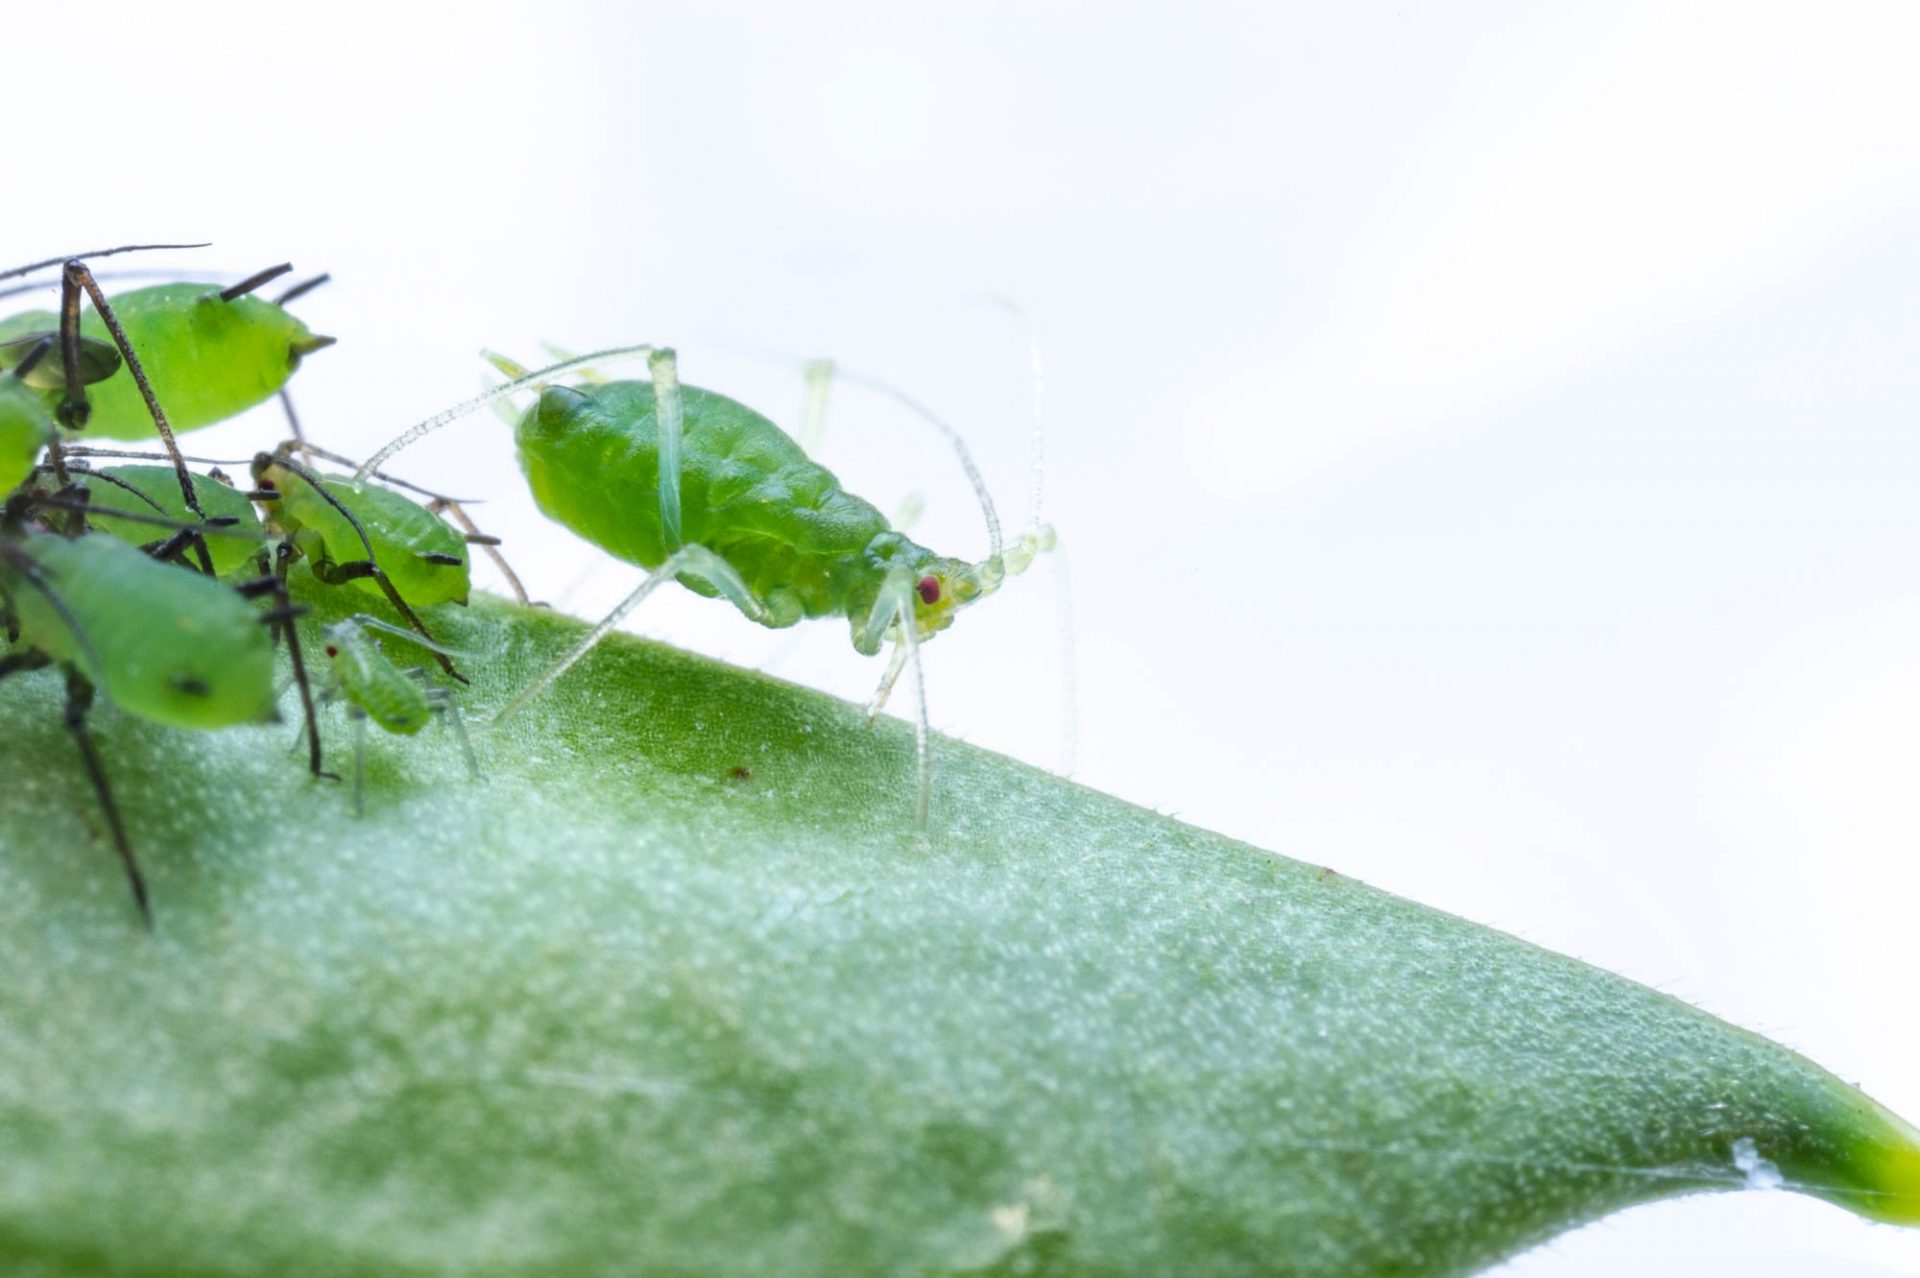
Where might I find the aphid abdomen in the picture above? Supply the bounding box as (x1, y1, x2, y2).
(4, 534, 276, 729)
(264, 467, 469, 606)
(515, 380, 891, 625)
(327, 629, 432, 735)
(88, 466, 265, 578)
(67, 285, 329, 439)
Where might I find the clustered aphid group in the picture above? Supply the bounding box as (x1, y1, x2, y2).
(1, 245, 1060, 926)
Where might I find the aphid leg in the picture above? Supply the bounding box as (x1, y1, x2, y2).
(648, 348, 685, 551)
(350, 706, 368, 817)
(59, 668, 152, 928)
(312, 558, 464, 683)
(439, 697, 481, 780)
(234, 569, 330, 779)
(493, 544, 767, 725)
(427, 496, 529, 606)
(860, 573, 933, 829)
(798, 358, 834, 456)
(264, 453, 465, 683)
(277, 389, 315, 467)
(57, 260, 209, 530)
(866, 643, 909, 721)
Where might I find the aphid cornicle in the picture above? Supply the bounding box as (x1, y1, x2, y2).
(358, 344, 1058, 825)
(0, 497, 286, 925)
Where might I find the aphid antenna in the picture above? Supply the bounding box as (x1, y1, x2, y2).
(59, 445, 253, 467)
(25, 494, 268, 540)
(702, 331, 1005, 566)
(0, 269, 239, 305)
(980, 293, 1049, 538)
(293, 441, 485, 505)
(28, 464, 169, 517)
(0, 242, 211, 284)
(331, 613, 478, 662)
(824, 364, 1004, 565)
(355, 343, 659, 480)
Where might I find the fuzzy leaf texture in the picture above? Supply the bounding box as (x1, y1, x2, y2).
(0, 587, 1916, 1278)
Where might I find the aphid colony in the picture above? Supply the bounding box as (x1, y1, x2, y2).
(1, 246, 1058, 926)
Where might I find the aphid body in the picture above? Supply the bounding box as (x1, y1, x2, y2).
(519, 379, 982, 652)
(0, 282, 333, 440)
(252, 452, 470, 607)
(321, 618, 434, 735)
(2, 531, 276, 729)
(82, 464, 266, 579)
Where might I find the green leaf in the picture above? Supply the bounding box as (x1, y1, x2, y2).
(0, 589, 1915, 1277)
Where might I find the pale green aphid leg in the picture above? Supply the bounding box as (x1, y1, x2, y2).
(798, 357, 833, 456)
(319, 614, 481, 814)
(492, 542, 768, 726)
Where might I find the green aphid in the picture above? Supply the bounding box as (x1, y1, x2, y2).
(4, 531, 277, 729)
(0, 248, 332, 528)
(0, 520, 284, 926)
(251, 445, 469, 682)
(81, 464, 265, 579)
(0, 279, 335, 441)
(318, 614, 478, 815)
(357, 345, 1058, 826)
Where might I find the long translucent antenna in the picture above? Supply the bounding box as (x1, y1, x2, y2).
(648, 348, 684, 551)
(354, 343, 657, 480)
(830, 365, 1002, 564)
(336, 613, 475, 660)
(985, 294, 1047, 536)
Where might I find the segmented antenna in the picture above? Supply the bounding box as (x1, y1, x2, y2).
(355, 344, 657, 480)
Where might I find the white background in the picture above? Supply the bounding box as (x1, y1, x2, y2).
(10, 2, 1920, 1273)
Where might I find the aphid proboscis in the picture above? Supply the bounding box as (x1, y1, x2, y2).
(356, 342, 1059, 826)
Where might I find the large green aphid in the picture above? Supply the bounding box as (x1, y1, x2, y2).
(251, 444, 470, 682)
(358, 345, 1057, 824)
(318, 614, 478, 814)
(0, 270, 335, 440)
(0, 506, 283, 924)
(0, 249, 333, 527)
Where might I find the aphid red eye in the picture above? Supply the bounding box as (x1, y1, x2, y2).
(324, 646, 338, 657)
(917, 576, 941, 605)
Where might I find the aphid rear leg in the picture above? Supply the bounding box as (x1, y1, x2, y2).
(648, 348, 685, 551)
(237, 562, 332, 779)
(798, 358, 834, 456)
(862, 575, 932, 829)
(492, 544, 767, 725)
(56, 261, 212, 569)
(312, 558, 466, 684)
(427, 496, 529, 606)
(59, 668, 151, 929)
(350, 706, 368, 817)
